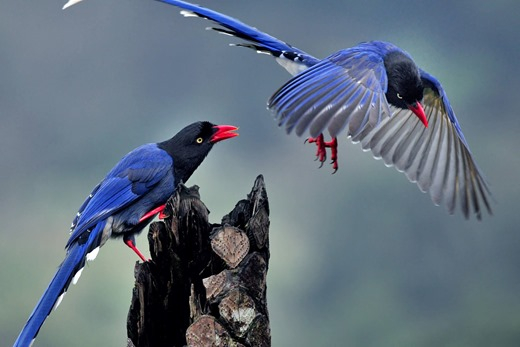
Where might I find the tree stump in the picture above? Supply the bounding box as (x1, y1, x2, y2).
(127, 175, 270, 347)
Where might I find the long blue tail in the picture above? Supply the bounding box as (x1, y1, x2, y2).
(155, 0, 319, 72)
(14, 224, 104, 347)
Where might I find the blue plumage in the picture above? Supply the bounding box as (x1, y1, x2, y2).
(154, 0, 492, 219)
(15, 223, 105, 346)
(67, 144, 174, 247)
(14, 121, 238, 346)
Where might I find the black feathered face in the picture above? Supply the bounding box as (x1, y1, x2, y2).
(175, 121, 216, 151)
(384, 51, 424, 110)
(158, 121, 238, 185)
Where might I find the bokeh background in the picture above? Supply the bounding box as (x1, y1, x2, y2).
(1, 1, 519, 346)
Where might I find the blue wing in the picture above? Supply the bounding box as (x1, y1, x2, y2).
(155, 0, 320, 74)
(268, 43, 392, 138)
(67, 143, 173, 248)
(357, 71, 492, 219)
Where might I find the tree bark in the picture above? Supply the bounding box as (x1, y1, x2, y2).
(127, 175, 270, 347)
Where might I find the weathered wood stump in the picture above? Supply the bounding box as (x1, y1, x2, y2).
(127, 175, 270, 347)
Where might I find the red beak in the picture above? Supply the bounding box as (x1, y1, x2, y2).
(408, 102, 428, 128)
(210, 125, 239, 143)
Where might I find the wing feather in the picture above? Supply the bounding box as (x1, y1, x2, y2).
(356, 74, 492, 219)
(269, 48, 389, 139)
(67, 144, 172, 247)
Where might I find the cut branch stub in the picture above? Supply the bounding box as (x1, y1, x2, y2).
(202, 271, 228, 302)
(211, 226, 250, 268)
(186, 315, 244, 347)
(219, 289, 257, 337)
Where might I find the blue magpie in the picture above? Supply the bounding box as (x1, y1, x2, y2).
(14, 121, 238, 346)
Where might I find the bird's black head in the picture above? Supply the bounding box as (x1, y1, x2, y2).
(158, 121, 238, 185)
(384, 51, 428, 127)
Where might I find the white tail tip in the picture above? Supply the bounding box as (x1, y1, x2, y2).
(179, 10, 197, 18)
(63, 0, 83, 10)
(86, 246, 100, 261)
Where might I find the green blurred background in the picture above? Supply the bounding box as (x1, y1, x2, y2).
(1, 1, 519, 346)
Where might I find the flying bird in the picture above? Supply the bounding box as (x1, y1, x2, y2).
(14, 121, 238, 347)
(147, 0, 492, 220)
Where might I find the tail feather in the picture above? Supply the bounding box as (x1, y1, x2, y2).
(156, 0, 319, 73)
(14, 223, 104, 347)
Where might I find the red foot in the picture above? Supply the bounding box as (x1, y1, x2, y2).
(305, 134, 338, 173)
(124, 239, 148, 262)
(138, 204, 167, 223)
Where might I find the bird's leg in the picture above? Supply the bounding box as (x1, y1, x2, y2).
(123, 235, 148, 262)
(306, 134, 327, 165)
(328, 137, 338, 173)
(138, 204, 167, 223)
(306, 134, 339, 173)
(125, 205, 168, 262)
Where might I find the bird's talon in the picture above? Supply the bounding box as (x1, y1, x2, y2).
(332, 161, 338, 173)
(306, 134, 339, 172)
(139, 204, 166, 223)
(305, 136, 318, 144)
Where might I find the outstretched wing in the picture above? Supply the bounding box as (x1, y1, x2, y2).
(357, 70, 492, 219)
(66, 144, 173, 248)
(268, 46, 391, 139)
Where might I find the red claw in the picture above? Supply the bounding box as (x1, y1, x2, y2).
(138, 204, 167, 223)
(158, 209, 168, 219)
(305, 134, 339, 173)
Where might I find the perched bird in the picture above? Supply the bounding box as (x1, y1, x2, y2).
(14, 121, 238, 347)
(148, 0, 491, 219)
